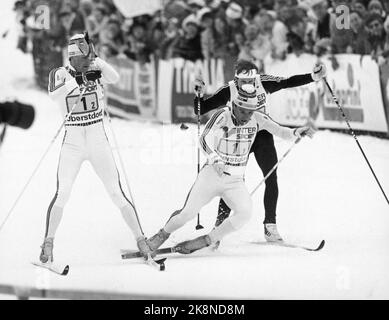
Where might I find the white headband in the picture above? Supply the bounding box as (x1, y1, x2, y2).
(68, 43, 85, 58)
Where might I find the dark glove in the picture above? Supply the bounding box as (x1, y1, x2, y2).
(85, 70, 102, 82)
(194, 77, 205, 97)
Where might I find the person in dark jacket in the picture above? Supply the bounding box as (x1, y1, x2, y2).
(365, 12, 387, 58)
(172, 15, 203, 61)
(347, 10, 370, 54)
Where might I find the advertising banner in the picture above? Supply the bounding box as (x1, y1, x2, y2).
(265, 54, 388, 133)
(106, 56, 157, 120)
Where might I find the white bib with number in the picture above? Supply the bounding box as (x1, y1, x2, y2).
(216, 113, 258, 176)
(65, 83, 104, 125)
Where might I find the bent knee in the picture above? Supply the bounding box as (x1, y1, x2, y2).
(240, 205, 253, 222)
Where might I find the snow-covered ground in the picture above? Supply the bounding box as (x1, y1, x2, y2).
(1, 1, 389, 299)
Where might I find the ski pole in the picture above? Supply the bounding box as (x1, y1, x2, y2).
(323, 78, 389, 206)
(103, 105, 145, 235)
(250, 137, 302, 196)
(195, 92, 204, 230)
(0, 88, 86, 233)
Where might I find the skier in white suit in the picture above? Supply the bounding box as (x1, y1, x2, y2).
(40, 33, 151, 263)
(146, 94, 315, 254)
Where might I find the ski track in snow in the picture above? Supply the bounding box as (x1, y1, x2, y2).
(1, 2, 389, 299)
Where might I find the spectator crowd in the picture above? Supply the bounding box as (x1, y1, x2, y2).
(12, 0, 389, 69)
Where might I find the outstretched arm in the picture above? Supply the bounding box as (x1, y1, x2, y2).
(262, 63, 327, 94)
(261, 73, 313, 94)
(194, 84, 231, 115)
(193, 78, 231, 115)
(255, 112, 315, 140)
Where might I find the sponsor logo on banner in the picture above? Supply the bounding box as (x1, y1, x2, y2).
(321, 63, 363, 123)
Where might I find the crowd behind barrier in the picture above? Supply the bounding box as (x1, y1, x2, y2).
(12, 0, 389, 135)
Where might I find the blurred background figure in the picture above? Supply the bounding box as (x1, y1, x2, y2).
(172, 14, 203, 61)
(124, 21, 153, 63)
(347, 10, 369, 54)
(99, 16, 124, 58)
(365, 12, 387, 63)
(13, 0, 30, 53)
(86, 4, 109, 45)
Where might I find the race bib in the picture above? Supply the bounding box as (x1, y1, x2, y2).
(217, 139, 251, 157)
(66, 92, 99, 114)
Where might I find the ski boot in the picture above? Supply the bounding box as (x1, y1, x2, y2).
(175, 235, 211, 254)
(136, 236, 154, 259)
(264, 223, 283, 242)
(146, 229, 170, 251)
(39, 237, 54, 263)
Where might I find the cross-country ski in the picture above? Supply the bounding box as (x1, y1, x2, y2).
(31, 262, 69, 276)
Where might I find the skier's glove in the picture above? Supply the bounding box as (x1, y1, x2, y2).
(209, 154, 225, 176)
(85, 70, 102, 82)
(194, 77, 205, 98)
(311, 63, 327, 81)
(294, 126, 316, 138)
(75, 72, 86, 85)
